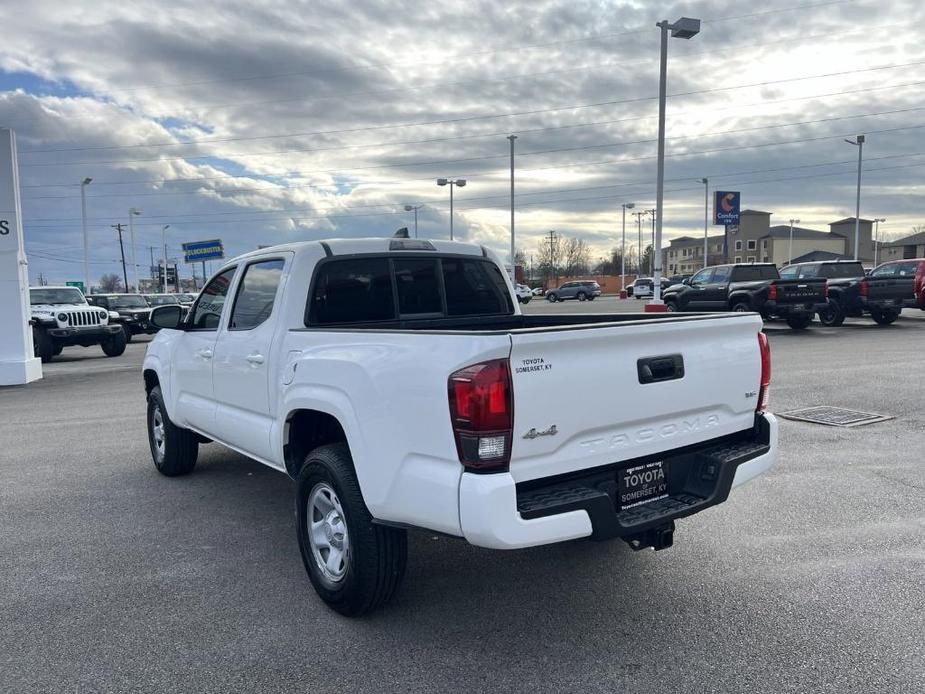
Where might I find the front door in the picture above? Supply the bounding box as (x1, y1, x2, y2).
(702, 265, 732, 309)
(212, 257, 287, 464)
(171, 266, 237, 435)
(682, 268, 713, 309)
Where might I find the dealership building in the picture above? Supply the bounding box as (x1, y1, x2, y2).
(662, 211, 875, 272)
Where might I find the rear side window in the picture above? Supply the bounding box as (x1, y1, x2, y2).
(442, 258, 513, 316)
(309, 258, 395, 324)
(711, 266, 731, 282)
(229, 259, 285, 330)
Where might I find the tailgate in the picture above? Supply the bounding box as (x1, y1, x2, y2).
(508, 314, 763, 483)
(773, 279, 826, 304)
(867, 277, 914, 303)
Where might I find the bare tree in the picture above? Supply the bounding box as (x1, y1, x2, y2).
(536, 233, 563, 286)
(562, 238, 591, 276)
(99, 273, 123, 292)
(513, 248, 528, 268)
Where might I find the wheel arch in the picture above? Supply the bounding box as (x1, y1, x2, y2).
(284, 407, 352, 479)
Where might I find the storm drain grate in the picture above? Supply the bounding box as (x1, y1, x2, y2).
(777, 406, 893, 427)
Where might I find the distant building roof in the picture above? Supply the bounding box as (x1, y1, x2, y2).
(740, 209, 772, 216)
(667, 234, 724, 247)
(880, 231, 925, 247)
(764, 225, 837, 240)
(789, 250, 854, 263)
(830, 217, 874, 226)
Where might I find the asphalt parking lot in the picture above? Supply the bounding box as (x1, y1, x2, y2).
(2, 302, 923, 693)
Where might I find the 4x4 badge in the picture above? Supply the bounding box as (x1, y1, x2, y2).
(523, 425, 558, 440)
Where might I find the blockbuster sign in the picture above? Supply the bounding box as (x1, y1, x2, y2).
(182, 239, 224, 263)
(713, 191, 740, 225)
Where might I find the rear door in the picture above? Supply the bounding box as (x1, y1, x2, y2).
(212, 256, 289, 463)
(507, 313, 763, 483)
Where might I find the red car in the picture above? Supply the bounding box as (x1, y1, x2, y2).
(869, 258, 925, 309)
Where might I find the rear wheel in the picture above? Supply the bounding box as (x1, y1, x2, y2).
(577, 292, 587, 301)
(870, 308, 900, 325)
(731, 301, 751, 313)
(818, 299, 845, 327)
(786, 314, 812, 330)
(146, 385, 198, 476)
(101, 329, 127, 357)
(296, 444, 407, 617)
(32, 328, 55, 363)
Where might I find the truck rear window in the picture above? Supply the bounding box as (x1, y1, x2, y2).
(819, 263, 864, 279)
(732, 265, 779, 281)
(307, 255, 514, 325)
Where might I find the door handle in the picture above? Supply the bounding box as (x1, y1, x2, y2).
(246, 353, 265, 365)
(197, 349, 213, 360)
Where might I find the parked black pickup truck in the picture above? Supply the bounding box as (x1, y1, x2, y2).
(663, 263, 827, 329)
(86, 293, 156, 342)
(780, 260, 910, 326)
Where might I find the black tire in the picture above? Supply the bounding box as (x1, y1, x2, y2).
(521, 297, 530, 304)
(546, 293, 558, 302)
(146, 385, 198, 477)
(101, 329, 127, 357)
(665, 299, 679, 312)
(818, 299, 845, 327)
(122, 323, 133, 343)
(52, 344, 63, 356)
(731, 301, 751, 313)
(577, 292, 587, 301)
(588, 295, 596, 301)
(32, 327, 55, 363)
(786, 314, 812, 330)
(296, 444, 407, 617)
(870, 308, 899, 325)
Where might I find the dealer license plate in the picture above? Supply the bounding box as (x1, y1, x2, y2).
(618, 461, 668, 509)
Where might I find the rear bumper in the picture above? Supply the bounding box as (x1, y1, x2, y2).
(860, 297, 908, 311)
(458, 413, 778, 550)
(765, 300, 826, 317)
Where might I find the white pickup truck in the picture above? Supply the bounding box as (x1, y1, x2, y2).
(142, 237, 777, 616)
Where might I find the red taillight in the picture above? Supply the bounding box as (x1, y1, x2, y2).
(448, 359, 513, 470)
(757, 332, 771, 413)
(768, 284, 778, 301)
(859, 279, 869, 297)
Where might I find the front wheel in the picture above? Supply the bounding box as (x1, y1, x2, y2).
(296, 444, 407, 617)
(146, 385, 198, 476)
(546, 294, 558, 302)
(32, 327, 55, 363)
(870, 308, 900, 325)
(818, 299, 845, 327)
(665, 300, 679, 312)
(122, 324, 133, 343)
(101, 329, 127, 357)
(786, 314, 813, 330)
(577, 292, 587, 301)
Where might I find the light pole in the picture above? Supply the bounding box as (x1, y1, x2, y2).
(873, 217, 886, 266)
(788, 218, 801, 265)
(128, 207, 141, 291)
(80, 178, 92, 294)
(701, 178, 709, 269)
(650, 16, 701, 311)
(621, 202, 635, 297)
(845, 134, 865, 260)
(436, 178, 466, 240)
(649, 208, 656, 273)
(403, 204, 422, 238)
(508, 135, 517, 272)
(633, 210, 647, 275)
(161, 224, 170, 293)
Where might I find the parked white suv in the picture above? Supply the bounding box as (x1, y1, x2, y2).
(142, 238, 777, 616)
(30, 286, 126, 362)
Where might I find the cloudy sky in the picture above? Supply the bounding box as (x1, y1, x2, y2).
(1, 0, 923, 286)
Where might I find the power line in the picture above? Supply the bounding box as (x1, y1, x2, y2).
(20, 58, 925, 168)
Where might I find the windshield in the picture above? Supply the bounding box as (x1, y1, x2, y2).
(30, 288, 85, 305)
(109, 295, 149, 309)
(146, 295, 180, 306)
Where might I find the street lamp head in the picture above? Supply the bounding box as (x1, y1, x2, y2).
(670, 17, 701, 39)
(436, 178, 448, 186)
(130, 208, 141, 216)
(82, 177, 92, 186)
(404, 205, 414, 211)
(701, 177, 708, 184)
(456, 179, 466, 187)
(163, 224, 170, 231)
(856, 134, 865, 144)
(625, 202, 635, 209)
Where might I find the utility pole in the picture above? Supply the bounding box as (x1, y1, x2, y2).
(701, 178, 709, 269)
(649, 208, 656, 275)
(546, 230, 558, 285)
(508, 135, 517, 274)
(128, 208, 141, 291)
(845, 134, 865, 260)
(621, 203, 635, 298)
(111, 223, 128, 290)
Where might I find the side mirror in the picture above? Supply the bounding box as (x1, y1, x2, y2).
(682, 278, 691, 285)
(150, 304, 184, 330)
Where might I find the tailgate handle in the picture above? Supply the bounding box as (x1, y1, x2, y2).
(637, 354, 684, 384)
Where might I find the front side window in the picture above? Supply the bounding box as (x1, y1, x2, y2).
(689, 268, 712, 284)
(870, 263, 898, 278)
(190, 267, 236, 330)
(779, 266, 798, 279)
(230, 259, 285, 330)
(797, 265, 819, 278)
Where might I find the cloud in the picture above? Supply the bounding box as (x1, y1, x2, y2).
(0, 0, 923, 285)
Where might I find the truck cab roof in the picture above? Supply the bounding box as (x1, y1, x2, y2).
(229, 238, 488, 265)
